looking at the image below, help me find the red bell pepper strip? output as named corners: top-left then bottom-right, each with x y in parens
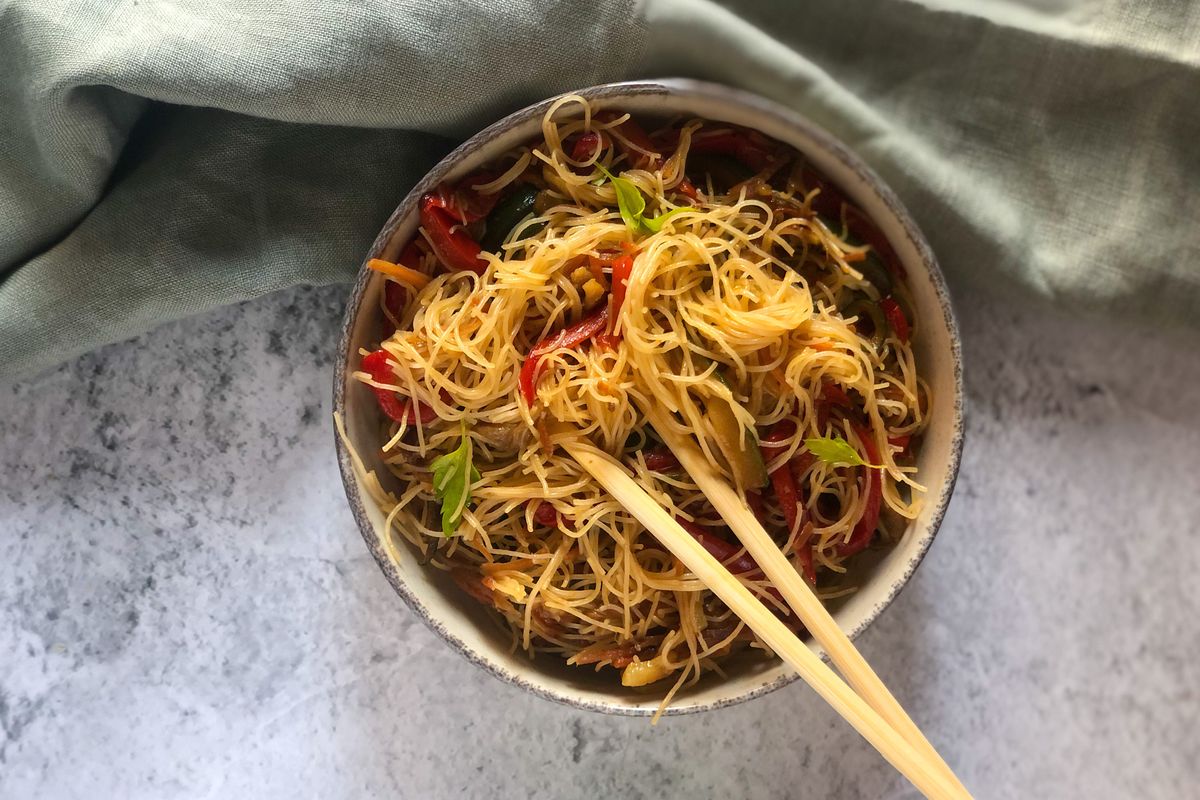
top-left (531, 500), bottom-right (559, 527)
top-left (383, 282), bottom-right (406, 337)
top-left (571, 132), bottom-right (605, 162)
top-left (821, 380), bottom-right (854, 409)
top-left (381, 243), bottom-right (424, 337)
top-left (519, 305), bottom-right (611, 405)
top-left (688, 128), bottom-right (775, 172)
top-left (595, 111), bottom-right (661, 170)
top-left (838, 423), bottom-right (882, 557)
top-left (361, 350), bottom-right (439, 425)
top-left (846, 204), bottom-right (906, 280)
top-left (879, 297), bottom-right (910, 343)
top-left (451, 568), bottom-right (495, 606)
top-left (788, 451), bottom-right (817, 583)
top-left (888, 433), bottom-right (911, 451)
top-left (760, 420), bottom-right (804, 537)
top-left (610, 250), bottom-right (635, 318)
top-left (676, 176), bottom-right (699, 201)
top-left (815, 380), bottom-right (853, 432)
top-left (745, 490), bottom-right (767, 523)
top-left (675, 517), bottom-right (757, 574)
top-left (420, 194), bottom-right (486, 274)
top-left (424, 171), bottom-right (504, 225)
top-left (676, 517), bottom-right (800, 615)
top-left (640, 447), bottom-right (680, 473)
top-left (802, 167), bottom-right (906, 280)
top-left (593, 333), bottom-right (621, 351)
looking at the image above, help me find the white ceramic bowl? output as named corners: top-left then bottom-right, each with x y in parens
top-left (333, 79), bottom-right (964, 716)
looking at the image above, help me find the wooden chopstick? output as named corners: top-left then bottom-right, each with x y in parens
top-left (557, 434), bottom-right (967, 800)
top-left (640, 404), bottom-right (971, 798)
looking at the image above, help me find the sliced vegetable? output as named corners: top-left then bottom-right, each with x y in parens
top-left (430, 422), bottom-right (481, 537)
top-left (572, 640), bottom-right (639, 668)
top-left (595, 111), bottom-right (660, 169)
top-left (675, 517), bottom-right (756, 574)
top-left (361, 350), bottom-right (438, 425)
top-left (856, 252), bottom-right (894, 296)
top-left (451, 568), bottom-right (495, 605)
top-left (571, 131), bottom-right (605, 162)
top-left (610, 249), bottom-right (635, 317)
top-left (519, 305), bottom-right (611, 405)
top-left (639, 446), bottom-right (680, 473)
top-left (688, 128), bottom-right (775, 171)
top-left (419, 194), bottom-right (486, 274)
top-left (844, 297), bottom-right (887, 347)
top-left (801, 166), bottom-right (905, 280)
top-left (367, 258), bottom-right (431, 290)
top-left (706, 372), bottom-right (769, 489)
top-left (379, 242), bottom-right (425, 336)
top-left (676, 176), bottom-right (699, 201)
top-left (745, 490), bottom-right (768, 526)
top-left (821, 380), bottom-right (854, 409)
top-left (687, 153), bottom-right (755, 194)
top-left (530, 500), bottom-right (559, 527)
top-left (815, 380), bottom-right (854, 433)
top-left (879, 296), bottom-right (910, 343)
top-left (480, 184), bottom-right (541, 252)
top-left (761, 421), bottom-right (803, 536)
top-left (621, 652), bottom-right (675, 687)
top-left (793, 524), bottom-right (817, 585)
top-left (383, 280), bottom-right (407, 337)
top-left (838, 423), bottom-right (883, 557)
top-left (425, 171), bottom-right (503, 225)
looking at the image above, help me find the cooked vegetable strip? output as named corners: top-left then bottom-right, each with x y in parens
top-left (367, 258), bottom-right (431, 290)
top-left (519, 305), bottom-right (611, 406)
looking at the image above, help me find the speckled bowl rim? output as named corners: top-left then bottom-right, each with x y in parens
top-left (333, 79), bottom-right (965, 716)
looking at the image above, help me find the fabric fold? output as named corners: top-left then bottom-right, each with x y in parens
top-left (2, 0), bottom-right (1197, 379)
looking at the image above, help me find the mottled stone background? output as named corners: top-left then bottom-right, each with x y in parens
top-left (1, 280), bottom-right (1197, 799)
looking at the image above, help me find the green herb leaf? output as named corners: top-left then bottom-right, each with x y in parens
top-left (597, 165), bottom-right (645, 233)
top-left (430, 422), bottom-right (481, 537)
top-left (597, 165), bottom-right (695, 235)
top-left (804, 435), bottom-right (867, 467)
top-left (641, 207), bottom-right (695, 233)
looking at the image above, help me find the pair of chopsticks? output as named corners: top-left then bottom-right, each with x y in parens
top-left (556, 407), bottom-right (971, 800)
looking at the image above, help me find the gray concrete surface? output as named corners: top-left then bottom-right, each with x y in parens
top-left (1, 281), bottom-right (1197, 799)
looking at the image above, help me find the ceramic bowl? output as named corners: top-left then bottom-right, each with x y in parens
top-left (333, 79), bottom-right (964, 716)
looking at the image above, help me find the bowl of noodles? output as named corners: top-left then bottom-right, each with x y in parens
top-left (334, 80), bottom-right (963, 717)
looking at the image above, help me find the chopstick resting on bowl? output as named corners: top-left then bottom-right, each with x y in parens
top-left (555, 430), bottom-right (970, 800)
top-left (638, 404), bottom-right (971, 797)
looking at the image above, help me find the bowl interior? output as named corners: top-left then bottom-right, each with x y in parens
top-left (334, 80), bottom-right (963, 715)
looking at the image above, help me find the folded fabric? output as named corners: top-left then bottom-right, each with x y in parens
top-left (2, 0), bottom-right (1197, 379)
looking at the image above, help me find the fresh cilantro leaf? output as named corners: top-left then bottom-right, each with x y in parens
top-left (804, 435), bottom-right (868, 467)
top-left (641, 207), bottom-right (693, 233)
top-left (597, 165), bottom-right (645, 232)
top-left (430, 422), bottom-right (481, 536)
top-left (597, 165), bottom-right (695, 236)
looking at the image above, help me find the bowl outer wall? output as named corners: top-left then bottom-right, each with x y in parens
top-left (332, 79), bottom-right (965, 716)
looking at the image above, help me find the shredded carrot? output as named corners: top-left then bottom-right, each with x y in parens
top-left (367, 258), bottom-right (431, 290)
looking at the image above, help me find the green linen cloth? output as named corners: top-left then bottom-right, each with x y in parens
top-left (2, 0), bottom-right (1197, 379)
